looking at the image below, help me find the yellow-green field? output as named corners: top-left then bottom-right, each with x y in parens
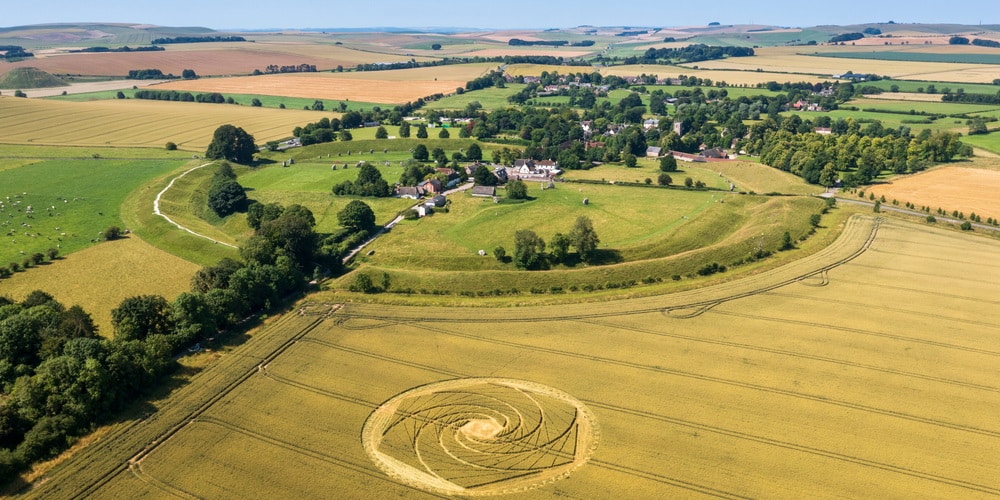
top-left (0, 235), bottom-right (198, 333)
top-left (690, 46), bottom-right (1000, 83)
top-left (26, 215), bottom-right (1000, 498)
top-left (0, 96), bottom-right (321, 149)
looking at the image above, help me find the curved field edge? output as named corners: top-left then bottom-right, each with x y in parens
top-left (121, 162), bottom-right (240, 267)
top-left (328, 195), bottom-right (829, 298)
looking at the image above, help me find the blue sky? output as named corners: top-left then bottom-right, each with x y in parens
top-left (3, 1), bottom-right (997, 30)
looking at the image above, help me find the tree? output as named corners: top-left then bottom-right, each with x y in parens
top-left (208, 178), bottom-right (247, 216)
top-left (251, 98), bottom-right (262, 107)
top-left (438, 128), bottom-right (450, 139)
top-left (350, 273), bottom-right (376, 293)
top-left (399, 121), bottom-right (411, 138)
top-left (110, 295), bottom-right (173, 341)
top-left (375, 126), bottom-right (388, 139)
top-left (205, 124), bottom-right (256, 164)
top-left (624, 153), bottom-right (637, 168)
top-left (164, 141), bottom-right (177, 150)
top-left (513, 230), bottom-right (546, 270)
top-left (116, 91), bottom-right (126, 99)
top-left (493, 246), bottom-right (506, 262)
top-left (657, 173), bottom-right (673, 186)
top-left (339, 130), bottom-right (353, 141)
top-left (548, 232), bottom-right (571, 264)
top-left (431, 43), bottom-right (442, 50)
top-left (416, 124), bottom-right (428, 139)
top-left (473, 164), bottom-right (498, 186)
top-left (181, 69), bottom-right (197, 79)
top-left (659, 154), bottom-right (677, 172)
top-left (569, 216), bottom-right (600, 263)
top-left (338, 200), bottom-right (376, 232)
top-left (684, 177), bottom-right (694, 187)
top-left (412, 144), bottom-right (429, 161)
top-left (466, 142), bottom-right (483, 161)
top-left (506, 179), bottom-right (528, 199)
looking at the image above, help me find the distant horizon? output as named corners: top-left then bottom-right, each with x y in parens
top-left (1, 0), bottom-right (997, 32)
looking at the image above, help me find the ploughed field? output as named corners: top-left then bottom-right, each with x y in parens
top-left (29, 215), bottom-right (1000, 498)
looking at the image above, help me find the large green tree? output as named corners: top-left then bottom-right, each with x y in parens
top-left (505, 179), bottom-right (528, 199)
top-left (110, 295), bottom-right (173, 342)
top-left (569, 216), bottom-right (600, 263)
top-left (205, 124), bottom-right (256, 164)
top-left (338, 200), bottom-right (377, 232)
top-left (513, 230), bottom-right (546, 270)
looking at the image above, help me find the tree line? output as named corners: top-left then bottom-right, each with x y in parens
top-left (150, 35), bottom-right (246, 44)
top-left (253, 64), bottom-right (317, 75)
top-left (126, 69), bottom-right (173, 80)
top-left (0, 46), bottom-right (33, 59)
top-left (69, 46), bottom-right (164, 53)
top-left (133, 89), bottom-right (232, 103)
top-left (624, 44), bottom-right (755, 64)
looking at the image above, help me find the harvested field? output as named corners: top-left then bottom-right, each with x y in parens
top-left (0, 42), bottom-right (435, 77)
top-left (864, 163), bottom-right (1000, 221)
top-left (28, 215), bottom-right (1000, 498)
top-left (690, 47), bottom-right (1000, 83)
top-left (149, 64), bottom-right (499, 104)
top-left (0, 96), bottom-right (320, 149)
top-left (150, 73), bottom-right (463, 104)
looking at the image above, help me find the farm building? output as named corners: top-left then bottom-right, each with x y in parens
top-left (471, 186), bottom-right (496, 197)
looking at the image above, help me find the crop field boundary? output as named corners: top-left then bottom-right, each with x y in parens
top-left (23, 304), bottom-right (342, 499)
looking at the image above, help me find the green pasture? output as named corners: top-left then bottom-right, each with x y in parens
top-left (239, 162), bottom-right (416, 232)
top-left (346, 194), bottom-right (825, 294)
top-left (847, 97), bottom-right (1000, 116)
top-left (562, 159), bottom-right (730, 190)
top-left (642, 85), bottom-right (783, 98)
top-left (47, 90), bottom-right (391, 113)
top-left (815, 51), bottom-right (1000, 65)
top-left (0, 156), bottom-right (185, 266)
top-left (422, 85), bottom-right (526, 110)
top-left (120, 163), bottom-right (240, 267)
top-left (261, 137), bottom-right (483, 165)
top-left (792, 109), bottom-right (963, 133)
top-left (863, 80), bottom-right (1000, 94)
top-left (961, 131), bottom-right (1000, 154)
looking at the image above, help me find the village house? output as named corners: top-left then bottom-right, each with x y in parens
top-left (643, 118), bottom-right (660, 130)
top-left (646, 146), bottom-right (663, 158)
top-left (418, 178), bottom-right (442, 195)
top-left (395, 185), bottom-right (423, 199)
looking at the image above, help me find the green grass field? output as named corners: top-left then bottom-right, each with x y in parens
top-left (422, 85), bottom-right (526, 111)
top-left (816, 51), bottom-right (1000, 65)
top-left (0, 154), bottom-right (186, 266)
top-left (863, 80), bottom-right (1000, 94)
top-left (238, 162), bottom-right (416, 232)
top-left (961, 131), bottom-right (1000, 154)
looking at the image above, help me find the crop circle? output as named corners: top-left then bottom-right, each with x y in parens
top-left (362, 378), bottom-right (598, 496)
